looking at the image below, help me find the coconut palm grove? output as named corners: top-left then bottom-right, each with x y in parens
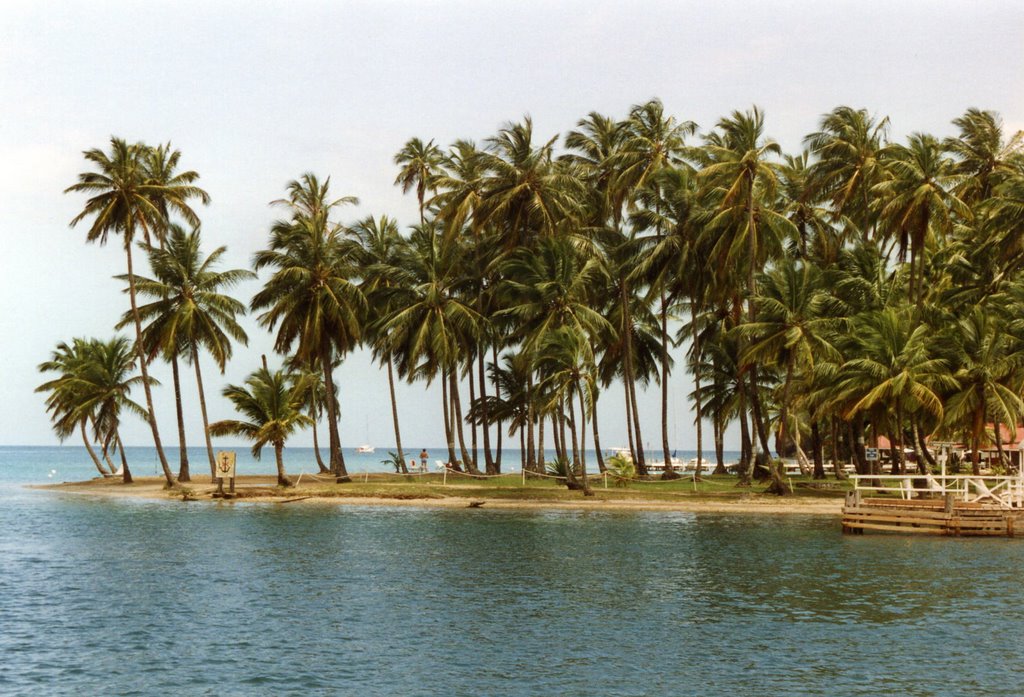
top-left (38, 100), bottom-right (1024, 496)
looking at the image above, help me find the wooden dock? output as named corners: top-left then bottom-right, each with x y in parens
top-left (842, 474), bottom-right (1024, 537)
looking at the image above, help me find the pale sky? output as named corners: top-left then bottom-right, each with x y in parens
top-left (1, 0), bottom-right (1022, 450)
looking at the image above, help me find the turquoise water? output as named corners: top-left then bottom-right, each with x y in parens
top-left (2, 447), bottom-right (1024, 696)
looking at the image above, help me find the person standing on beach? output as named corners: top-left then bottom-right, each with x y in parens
top-left (419, 449), bottom-right (428, 471)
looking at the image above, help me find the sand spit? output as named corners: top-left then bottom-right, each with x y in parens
top-left (33, 475), bottom-right (844, 515)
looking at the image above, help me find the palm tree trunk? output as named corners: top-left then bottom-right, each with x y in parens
top-left (737, 386), bottom-right (752, 486)
top-left (451, 370), bottom-right (477, 474)
top-left (628, 367), bottom-right (646, 474)
top-left (319, 342), bottom-right (349, 481)
top-left (971, 408), bottom-right (983, 475)
top-left (102, 448), bottom-right (117, 474)
top-left (565, 394), bottom-right (582, 490)
top-left (627, 364), bottom-right (647, 474)
top-left (851, 420), bottom-right (870, 476)
top-left (170, 354), bottom-right (190, 482)
top-left (311, 411), bottom-right (329, 473)
top-left (690, 305), bottom-right (704, 480)
top-left (80, 421), bottom-right (109, 476)
top-left (525, 371), bottom-right (535, 471)
top-left (748, 368), bottom-right (773, 471)
top-left (713, 414), bottom-right (727, 475)
top-left (660, 287), bottom-right (672, 471)
top-left (386, 357), bottom-right (407, 473)
top-left (765, 363), bottom-right (793, 495)
top-left (558, 408), bottom-right (568, 465)
top-left (191, 349), bottom-right (218, 479)
top-left (624, 379), bottom-right (636, 463)
top-left (468, 363), bottom-right (478, 469)
top-left (831, 418), bottom-right (847, 480)
top-left (891, 405), bottom-right (905, 475)
top-left (492, 345), bottom-right (503, 470)
top-left (552, 413), bottom-right (564, 464)
top-left (621, 284), bottom-right (646, 473)
top-left (579, 387), bottom-right (587, 472)
top-left (592, 392), bottom-right (606, 473)
top-left (124, 242), bottom-right (173, 486)
top-left (811, 421), bottom-right (826, 479)
top-left (995, 419), bottom-right (1008, 469)
top-left (914, 420), bottom-right (936, 473)
top-left (478, 351), bottom-right (495, 473)
top-left (537, 411), bottom-right (545, 472)
top-left (566, 396), bottom-right (579, 468)
top-left (441, 368), bottom-right (457, 467)
top-left (274, 442), bottom-right (290, 487)
top-left (577, 387), bottom-right (592, 496)
top-left (796, 443), bottom-right (813, 476)
top-left (116, 432), bottom-right (133, 484)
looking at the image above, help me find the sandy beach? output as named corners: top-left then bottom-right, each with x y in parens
top-left (33, 475), bottom-right (845, 515)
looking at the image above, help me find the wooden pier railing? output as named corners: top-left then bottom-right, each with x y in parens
top-left (843, 473), bottom-right (1024, 536)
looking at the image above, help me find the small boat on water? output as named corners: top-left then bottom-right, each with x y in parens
top-left (355, 417), bottom-right (374, 453)
top-left (611, 448), bottom-right (712, 473)
top-left (649, 457), bottom-right (713, 472)
top-left (685, 457), bottom-right (712, 470)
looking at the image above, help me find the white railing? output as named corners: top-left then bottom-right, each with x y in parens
top-left (850, 473), bottom-right (1024, 509)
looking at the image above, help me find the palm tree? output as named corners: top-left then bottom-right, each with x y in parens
top-left (612, 98), bottom-right (696, 202)
top-left (284, 355), bottom-right (334, 473)
top-left (700, 107), bottom-right (793, 294)
top-left (123, 224), bottom-right (254, 480)
top-left (498, 236), bottom-right (610, 470)
top-left (873, 133), bottom-right (969, 304)
top-left (251, 173), bottom-right (364, 481)
top-left (834, 308), bottom-right (954, 474)
top-left (942, 308), bottom-right (1024, 474)
top-left (209, 366), bottom-right (314, 486)
top-left (433, 139), bottom-right (508, 473)
top-left (476, 117), bottom-right (583, 250)
top-left (804, 106), bottom-right (890, 242)
top-left (65, 138), bottom-right (208, 487)
top-left (630, 165), bottom-right (702, 473)
top-left (394, 137), bottom-right (444, 226)
top-left (739, 260), bottom-right (838, 493)
top-left (143, 142), bottom-right (211, 246)
top-left (700, 107), bottom-right (795, 472)
top-left (467, 353), bottom-right (532, 469)
top-left (563, 111), bottom-right (629, 225)
top-left (350, 214), bottom-right (410, 473)
top-left (381, 223), bottom-right (482, 470)
top-left (534, 327), bottom-right (598, 495)
top-left (37, 339), bottom-right (113, 477)
top-left (944, 108), bottom-right (1024, 205)
top-left (37, 337), bottom-right (150, 483)
top-left (779, 151), bottom-right (841, 262)
top-left (433, 139), bottom-right (487, 238)
top-left (980, 166), bottom-right (1024, 269)
top-left (594, 227), bottom-right (661, 474)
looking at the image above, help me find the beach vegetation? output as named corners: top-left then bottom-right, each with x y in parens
top-left (208, 365), bottom-right (314, 487)
top-left (52, 103), bottom-right (1024, 495)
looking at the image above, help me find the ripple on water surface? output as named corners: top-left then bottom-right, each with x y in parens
top-left (1, 492), bottom-right (1024, 696)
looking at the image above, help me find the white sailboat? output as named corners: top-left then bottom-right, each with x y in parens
top-left (355, 416), bottom-right (374, 453)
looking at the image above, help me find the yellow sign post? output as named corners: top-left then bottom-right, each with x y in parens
top-left (215, 451), bottom-right (237, 497)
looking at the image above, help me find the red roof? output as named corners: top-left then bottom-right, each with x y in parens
top-left (876, 424), bottom-right (1024, 451)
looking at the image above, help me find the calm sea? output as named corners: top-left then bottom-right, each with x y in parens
top-left (2, 446), bottom-right (1023, 696)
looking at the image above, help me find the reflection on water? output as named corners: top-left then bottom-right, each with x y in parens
top-left (1, 449), bottom-right (1024, 695)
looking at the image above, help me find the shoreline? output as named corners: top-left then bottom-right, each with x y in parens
top-left (31, 475), bottom-right (845, 515)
